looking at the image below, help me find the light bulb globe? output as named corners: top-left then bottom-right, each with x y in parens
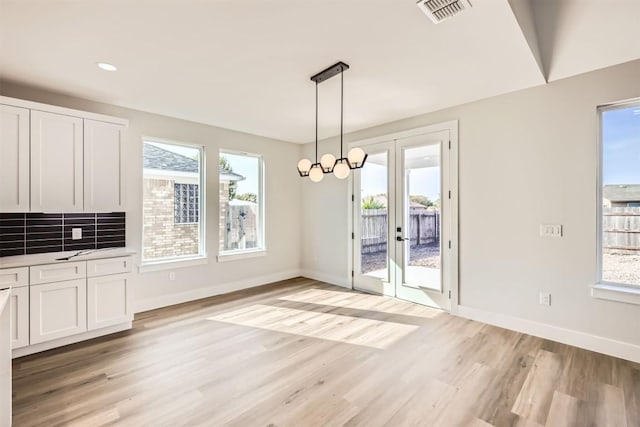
top-left (333, 161), bottom-right (350, 179)
top-left (347, 147), bottom-right (366, 167)
top-left (320, 153), bottom-right (336, 171)
top-left (297, 158), bottom-right (312, 174)
top-left (309, 165), bottom-right (324, 182)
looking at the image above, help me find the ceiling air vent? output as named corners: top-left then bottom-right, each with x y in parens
top-left (416, 0), bottom-right (472, 24)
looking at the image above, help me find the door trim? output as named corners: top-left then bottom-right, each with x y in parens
top-left (348, 120), bottom-right (459, 313)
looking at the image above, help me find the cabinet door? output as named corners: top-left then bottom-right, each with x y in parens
top-left (87, 273), bottom-right (132, 330)
top-left (30, 279), bottom-right (87, 344)
top-left (0, 104), bottom-right (30, 212)
top-left (84, 120), bottom-right (125, 211)
top-left (30, 111), bottom-right (83, 212)
top-left (10, 286), bottom-right (29, 349)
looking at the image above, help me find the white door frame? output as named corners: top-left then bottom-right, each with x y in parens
top-left (347, 120), bottom-right (459, 313)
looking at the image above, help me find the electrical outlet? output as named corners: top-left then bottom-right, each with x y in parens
top-left (539, 292), bottom-right (551, 306)
top-left (169, 271), bottom-right (176, 281)
top-left (71, 228), bottom-right (82, 240)
top-left (539, 224), bottom-right (562, 237)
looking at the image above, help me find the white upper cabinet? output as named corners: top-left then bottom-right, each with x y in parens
top-left (0, 104), bottom-right (30, 212)
top-left (0, 96), bottom-right (127, 213)
top-left (84, 119), bottom-right (125, 211)
top-left (30, 110), bottom-right (84, 212)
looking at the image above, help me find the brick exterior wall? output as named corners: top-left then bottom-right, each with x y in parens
top-left (143, 178), bottom-right (199, 260)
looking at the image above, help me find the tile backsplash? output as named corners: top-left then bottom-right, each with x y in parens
top-left (0, 212), bottom-right (126, 257)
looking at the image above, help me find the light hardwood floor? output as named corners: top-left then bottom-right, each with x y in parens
top-left (12, 278), bottom-right (640, 426)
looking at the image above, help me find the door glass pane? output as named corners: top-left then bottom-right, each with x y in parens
top-left (404, 144), bottom-right (441, 290)
top-left (360, 152), bottom-right (388, 279)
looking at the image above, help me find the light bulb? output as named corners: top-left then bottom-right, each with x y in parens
top-left (309, 165), bottom-right (324, 182)
top-left (320, 153), bottom-right (336, 171)
top-left (333, 161), bottom-right (350, 179)
top-left (347, 147), bottom-right (366, 167)
top-left (297, 158), bottom-right (312, 174)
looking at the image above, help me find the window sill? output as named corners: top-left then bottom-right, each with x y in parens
top-left (217, 249), bottom-right (266, 263)
top-left (139, 256), bottom-right (208, 273)
top-left (591, 283), bottom-right (640, 305)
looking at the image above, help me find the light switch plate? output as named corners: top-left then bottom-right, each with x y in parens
top-left (539, 292), bottom-right (551, 306)
top-left (71, 228), bottom-right (82, 240)
top-left (540, 224), bottom-right (562, 237)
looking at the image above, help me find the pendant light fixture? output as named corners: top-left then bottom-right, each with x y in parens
top-left (297, 61), bottom-right (367, 181)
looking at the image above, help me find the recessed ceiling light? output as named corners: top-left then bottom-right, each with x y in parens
top-left (97, 62), bottom-right (117, 71)
top-left (633, 109), bottom-right (640, 115)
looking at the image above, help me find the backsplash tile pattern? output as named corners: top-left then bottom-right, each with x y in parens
top-left (0, 213), bottom-right (25, 257)
top-left (0, 212), bottom-right (125, 257)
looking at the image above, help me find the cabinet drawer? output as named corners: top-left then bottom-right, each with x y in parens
top-left (0, 267), bottom-right (29, 288)
top-left (30, 261), bottom-right (86, 285)
top-left (87, 256), bottom-right (131, 278)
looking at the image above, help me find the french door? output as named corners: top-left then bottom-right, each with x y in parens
top-left (352, 127), bottom-right (457, 311)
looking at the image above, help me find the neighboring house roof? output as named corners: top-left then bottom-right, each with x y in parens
top-left (603, 184), bottom-right (640, 202)
top-left (144, 143), bottom-right (198, 172)
top-left (220, 171), bottom-right (246, 182)
top-left (143, 142), bottom-right (245, 181)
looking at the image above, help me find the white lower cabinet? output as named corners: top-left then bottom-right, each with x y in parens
top-left (2, 255), bottom-right (133, 354)
top-left (10, 286), bottom-right (29, 349)
top-left (87, 273), bottom-right (132, 330)
top-left (29, 279), bottom-right (87, 345)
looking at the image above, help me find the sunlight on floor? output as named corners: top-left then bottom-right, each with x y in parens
top-left (207, 303), bottom-right (419, 349)
top-left (278, 288), bottom-right (443, 319)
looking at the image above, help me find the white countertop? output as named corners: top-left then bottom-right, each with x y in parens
top-left (0, 248), bottom-right (136, 269)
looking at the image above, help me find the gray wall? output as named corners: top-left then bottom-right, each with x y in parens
top-left (0, 81), bottom-right (302, 310)
top-left (301, 59), bottom-right (640, 347)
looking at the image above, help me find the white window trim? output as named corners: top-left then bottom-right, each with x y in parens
top-left (217, 249), bottom-right (267, 263)
top-left (594, 100), bottom-right (640, 305)
top-left (139, 255), bottom-right (209, 273)
top-left (591, 283), bottom-right (640, 305)
top-left (218, 149), bottom-right (266, 257)
top-left (141, 136), bottom-right (207, 267)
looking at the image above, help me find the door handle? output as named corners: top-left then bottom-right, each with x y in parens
top-left (396, 236), bottom-right (408, 241)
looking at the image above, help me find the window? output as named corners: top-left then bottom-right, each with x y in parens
top-left (598, 102), bottom-right (640, 288)
top-left (219, 151), bottom-right (264, 255)
top-left (174, 183), bottom-right (199, 224)
top-left (143, 139), bottom-right (205, 262)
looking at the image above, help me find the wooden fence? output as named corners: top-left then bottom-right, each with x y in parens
top-left (603, 207), bottom-right (640, 252)
top-left (360, 208), bottom-right (439, 254)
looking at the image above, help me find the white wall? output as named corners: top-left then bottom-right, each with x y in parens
top-left (0, 81), bottom-right (302, 311)
top-left (300, 59), bottom-right (640, 351)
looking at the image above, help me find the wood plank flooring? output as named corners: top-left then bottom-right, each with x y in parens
top-left (12, 277), bottom-right (640, 426)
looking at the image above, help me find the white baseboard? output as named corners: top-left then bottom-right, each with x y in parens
top-left (456, 305), bottom-right (640, 364)
top-left (134, 269), bottom-right (302, 313)
top-left (300, 269), bottom-right (351, 289)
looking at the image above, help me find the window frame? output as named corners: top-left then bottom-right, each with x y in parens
top-left (141, 136), bottom-right (207, 269)
top-left (593, 100), bottom-right (640, 304)
top-left (218, 149), bottom-right (266, 260)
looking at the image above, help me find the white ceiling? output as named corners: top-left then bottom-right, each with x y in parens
top-left (1, 0), bottom-right (639, 143)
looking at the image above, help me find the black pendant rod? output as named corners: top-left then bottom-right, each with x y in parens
top-left (340, 71), bottom-right (344, 159)
top-left (315, 81), bottom-right (318, 163)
